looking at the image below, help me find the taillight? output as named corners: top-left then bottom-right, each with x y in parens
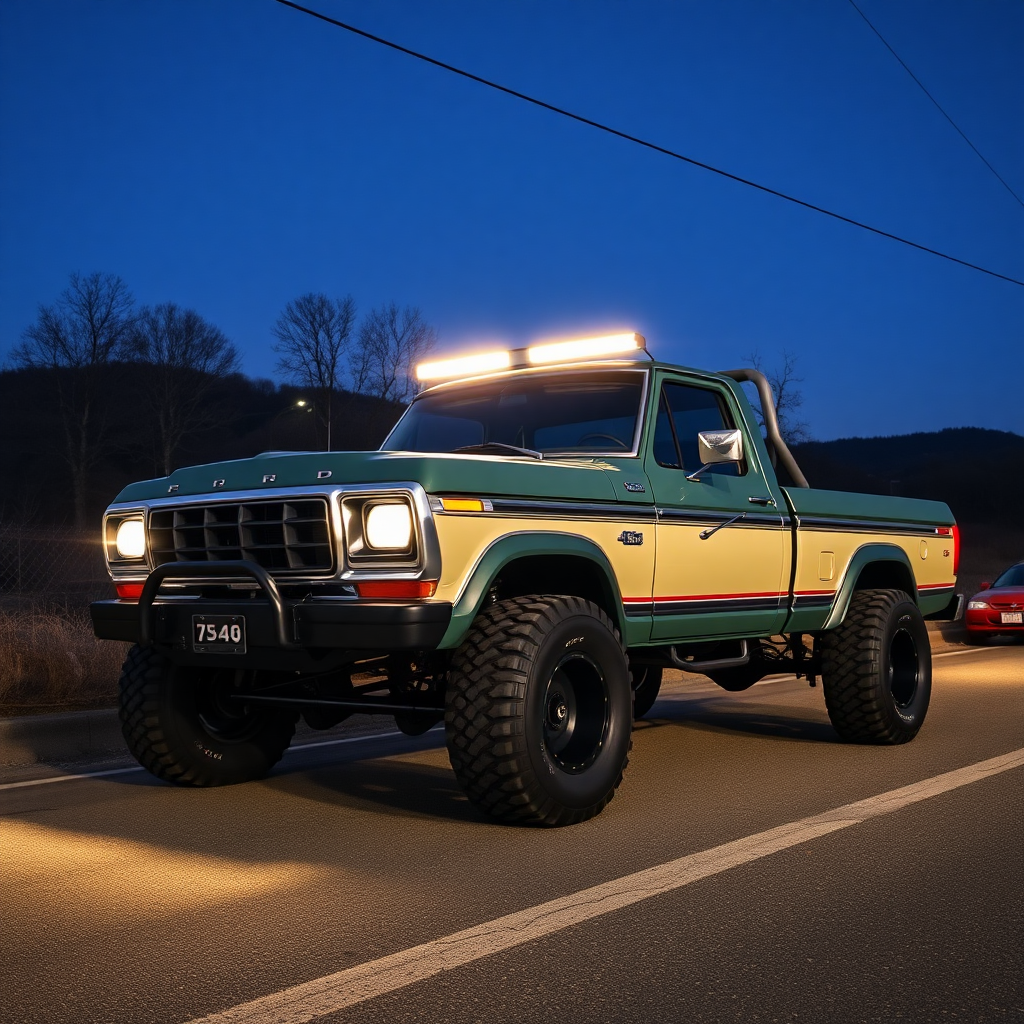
top-left (951, 523), bottom-right (960, 577)
top-left (116, 582), bottom-right (145, 600)
top-left (355, 580), bottom-right (437, 599)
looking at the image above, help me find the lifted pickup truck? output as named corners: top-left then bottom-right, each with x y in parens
top-left (93, 333), bottom-right (960, 826)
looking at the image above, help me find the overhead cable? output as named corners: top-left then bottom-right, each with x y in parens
top-left (846, 0), bottom-right (1024, 212)
top-left (271, 0), bottom-right (1024, 289)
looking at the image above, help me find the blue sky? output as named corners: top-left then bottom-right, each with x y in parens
top-left (1, 0), bottom-right (1021, 440)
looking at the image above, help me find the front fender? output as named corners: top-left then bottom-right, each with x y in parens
top-left (823, 543), bottom-right (917, 630)
top-left (436, 532), bottom-right (626, 649)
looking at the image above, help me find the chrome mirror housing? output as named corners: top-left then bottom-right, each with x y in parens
top-left (686, 429), bottom-right (744, 481)
top-left (697, 429), bottom-right (744, 465)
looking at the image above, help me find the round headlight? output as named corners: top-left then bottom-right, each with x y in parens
top-left (364, 503), bottom-right (413, 551)
top-left (115, 519), bottom-right (146, 559)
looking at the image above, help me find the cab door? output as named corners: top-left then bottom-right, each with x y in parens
top-left (644, 374), bottom-right (788, 641)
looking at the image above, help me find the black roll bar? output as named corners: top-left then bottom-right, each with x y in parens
top-left (718, 368), bottom-right (810, 488)
top-left (138, 560), bottom-right (298, 648)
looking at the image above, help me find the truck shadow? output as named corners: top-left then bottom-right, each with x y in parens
top-left (639, 695), bottom-right (838, 743)
top-left (268, 750), bottom-right (484, 824)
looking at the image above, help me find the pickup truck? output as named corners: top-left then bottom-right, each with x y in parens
top-left (92, 334), bottom-right (961, 826)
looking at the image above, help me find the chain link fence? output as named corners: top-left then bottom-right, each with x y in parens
top-left (0, 521), bottom-right (111, 612)
top-left (0, 522), bottom-right (123, 712)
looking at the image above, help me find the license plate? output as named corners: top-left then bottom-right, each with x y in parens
top-left (1000, 611), bottom-right (1023, 624)
top-left (193, 614), bottom-right (246, 653)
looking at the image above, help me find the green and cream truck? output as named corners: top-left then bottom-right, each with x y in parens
top-left (92, 333), bottom-right (961, 825)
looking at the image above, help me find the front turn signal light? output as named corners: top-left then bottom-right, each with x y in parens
top-left (356, 580), bottom-right (437, 599)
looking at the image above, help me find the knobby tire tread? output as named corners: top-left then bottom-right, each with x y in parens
top-left (820, 588), bottom-right (923, 744)
top-left (445, 595), bottom-right (629, 827)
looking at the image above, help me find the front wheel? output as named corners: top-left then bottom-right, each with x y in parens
top-left (819, 589), bottom-right (931, 744)
top-left (631, 664), bottom-right (663, 718)
top-left (118, 644), bottom-right (297, 785)
top-left (445, 596), bottom-right (632, 826)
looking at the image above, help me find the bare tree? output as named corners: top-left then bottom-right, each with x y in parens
top-left (273, 293), bottom-right (356, 449)
top-left (132, 304), bottom-right (239, 475)
top-left (351, 303), bottom-right (437, 404)
top-left (12, 272), bottom-right (135, 528)
top-left (743, 349), bottom-right (811, 445)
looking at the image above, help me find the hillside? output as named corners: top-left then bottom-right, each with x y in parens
top-left (789, 428), bottom-right (1024, 529)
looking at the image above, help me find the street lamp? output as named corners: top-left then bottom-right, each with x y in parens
top-left (294, 398), bottom-right (331, 451)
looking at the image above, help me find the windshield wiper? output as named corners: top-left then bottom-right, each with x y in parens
top-left (452, 442), bottom-right (543, 460)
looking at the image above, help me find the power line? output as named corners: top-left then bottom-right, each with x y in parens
top-left (846, 0), bottom-right (1024, 212)
top-left (271, 0), bottom-right (1024, 289)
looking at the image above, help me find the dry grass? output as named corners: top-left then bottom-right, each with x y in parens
top-left (0, 609), bottom-right (127, 715)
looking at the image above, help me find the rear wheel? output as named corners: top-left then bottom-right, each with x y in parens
top-left (445, 595), bottom-right (632, 826)
top-left (118, 644), bottom-right (297, 785)
top-left (819, 589), bottom-right (931, 744)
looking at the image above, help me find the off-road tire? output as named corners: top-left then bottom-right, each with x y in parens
top-left (631, 664), bottom-right (663, 718)
top-left (819, 589), bottom-right (931, 744)
top-left (445, 595), bottom-right (632, 826)
top-left (118, 644), bottom-right (297, 786)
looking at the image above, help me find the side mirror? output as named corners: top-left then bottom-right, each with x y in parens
top-left (686, 429), bottom-right (744, 481)
top-left (979, 581), bottom-right (991, 591)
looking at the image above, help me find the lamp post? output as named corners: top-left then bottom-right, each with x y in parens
top-left (295, 398), bottom-right (331, 451)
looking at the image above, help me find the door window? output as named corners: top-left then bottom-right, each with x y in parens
top-left (653, 382), bottom-right (743, 475)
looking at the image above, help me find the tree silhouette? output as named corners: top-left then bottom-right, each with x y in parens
top-left (273, 293), bottom-right (356, 450)
top-left (132, 303), bottom-right (239, 475)
top-left (12, 272), bottom-right (136, 528)
top-left (351, 303), bottom-right (437, 405)
top-left (743, 350), bottom-right (811, 444)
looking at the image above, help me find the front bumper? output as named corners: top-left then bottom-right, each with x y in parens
top-left (965, 608), bottom-right (1024, 635)
top-left (91, 597), bottom-right (452, 668)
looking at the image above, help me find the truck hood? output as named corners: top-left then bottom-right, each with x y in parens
top-left (113, 450), bottom-right (630, 504)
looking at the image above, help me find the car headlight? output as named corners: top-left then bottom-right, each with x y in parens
top-left (342, 493), bottom-right (419, 565)
top-left (365, 502), bottom-right (413, 550)
top-left (115, 519), bottom-right (147, 559)
top-left (967, 600), bottom-right (988, 610)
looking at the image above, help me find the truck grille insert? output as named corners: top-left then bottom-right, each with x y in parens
top-left (149, 499), bottom-right (333, 573)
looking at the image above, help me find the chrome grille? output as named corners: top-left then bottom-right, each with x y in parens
top-left (148, 499), bottom-right (333, 573)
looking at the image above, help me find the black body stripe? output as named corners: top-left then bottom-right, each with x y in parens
top-left (796, 516), bottom-right (947, 536)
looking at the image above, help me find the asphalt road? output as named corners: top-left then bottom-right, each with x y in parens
top-left (2, 645), bottom-right (1022, 1024)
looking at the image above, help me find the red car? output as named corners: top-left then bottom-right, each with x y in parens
top-left (966, 561), bottom-right (1024, 643)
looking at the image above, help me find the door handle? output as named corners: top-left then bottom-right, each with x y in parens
top-left (748, 495), bottom-right (775, 506)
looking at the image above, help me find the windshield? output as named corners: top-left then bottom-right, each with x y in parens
top-left (992, 563), bottom-right (1024, 588)
top-left (383, 370), bottom-right (646, 456)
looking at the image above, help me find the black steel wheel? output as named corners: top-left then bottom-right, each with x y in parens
top-left (631, 664), bottom-right (663, 718)
top-left (819, 589), bottom-right (932, 744)
top-left (445, 595), bottom-right (632, 826)
top-left (118, 644), bottom-right (297, 786)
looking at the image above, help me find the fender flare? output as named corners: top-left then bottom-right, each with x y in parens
top-left (436, 531), bottom-right (626, 649)
top-left (823, 543), bottom-right (918, 630)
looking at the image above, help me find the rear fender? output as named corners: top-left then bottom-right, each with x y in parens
top-left (823, 544), bottom-right (917, 630)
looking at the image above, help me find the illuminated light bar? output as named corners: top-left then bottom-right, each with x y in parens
top-left (356, 580), bottom-right (438, 599)
top-left (440, 498), bottom-right (486, 512)
top-left (526, 332), bottom-right (645, 365)
top-left (416, 351), bottom-right (511, 381)
top-left (115, 582), bottom-right (145, 600)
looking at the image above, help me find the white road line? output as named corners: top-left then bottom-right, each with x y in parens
top-left (0, 765), bottom-right (144, 790)
top-left (0, 729), bottom-right (428, 792)
top-left (187, 747), bottom-right (1024, 1024)
top-left (933, 647), bottom-right (1006, 658)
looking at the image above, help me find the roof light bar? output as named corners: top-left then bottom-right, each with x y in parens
top-left (416, 350), bottom-right (511, 381)
top-left (527, 332), bottom-right (645, 365)
top-left (414, 331), bottom-right (647, 384)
